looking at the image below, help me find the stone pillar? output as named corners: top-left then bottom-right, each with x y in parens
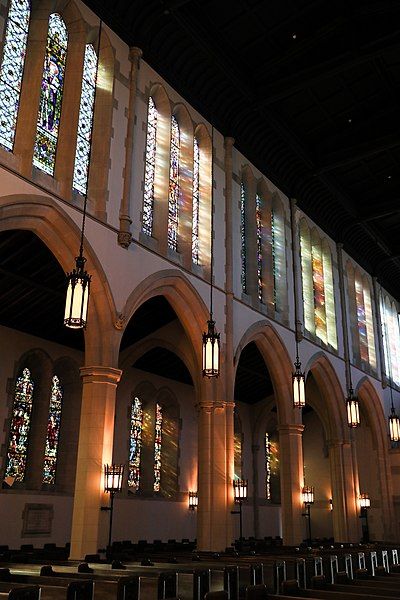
top-left (69, 366), bottom-right (122, 560)
top-left (197, 381), bottom-right (233, 552)
top-left (119, 47), bottom-right (143, 248)
top-left (328, 438), bottom-right (359, 542)
top-left (278, 424), bottom-right (304, 545)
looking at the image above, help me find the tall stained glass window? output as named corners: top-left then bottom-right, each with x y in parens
top-left (128, 396), bottom-right (143, 490)
top-left (153, 403), bottom-right (162, 492)
top-left (355, 278), bottom-right (368, 363)
top-left (42, 375), bottom-right (63, 484)
top-left (5, 368), bottom-right (34, 482)
top-left (255, 193), bottom-right (263, 301)
top-left (192, 137), bottom-right (200, 264)
top-left (265, 431), bottom-right (280, 503)
top-left (0, 0), bottom-right (31, 151)
top-left (168, 116), bottom-right (180, 251)
top-left (33, 13), bottom-right (68, 175)
top-left (311, 240), bottom-right (326, 341)
top-left (142, 96), bottom-right (157, 236)
top-left (240, 182), bottom-right (246, 292)
top-left (271, 209), bottom-right (277, 308)
top-left (72, 44), bottom-right (97, 194)
top-left (381, 296), bottom-right (400, 385)
top-left (265, 432), bottom-right (271, 500)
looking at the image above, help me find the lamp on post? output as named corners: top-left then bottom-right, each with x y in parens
top-left (202, 125), bottom-right (220, 378)
top-left (188, 491), bottom-right (198, 511)
top-left (359, 493), bottom-right (371, 543)
top-left (346, 388), bottom-right (360, 428)
top-left (101, 464), bottom-right (124, 552)
top-left (231, 479), bottom-right (248, 546)
top-left (302, 485), bottom-right (314, 544)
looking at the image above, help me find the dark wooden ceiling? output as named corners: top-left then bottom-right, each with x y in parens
top-left (84, 0), bottom-right (400, 300)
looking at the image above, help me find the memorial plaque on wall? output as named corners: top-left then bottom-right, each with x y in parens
top-left (22, 503), bottom-right (53, 536)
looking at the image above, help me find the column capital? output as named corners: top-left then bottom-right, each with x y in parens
top-left (278, 423), bottom-right (305, 435)
top-left (129, 46), bottom-right (143, 62)
top-left (224, 136), bottom-right (235, 149)
top-left (80, 366), bottom-right (122, 385)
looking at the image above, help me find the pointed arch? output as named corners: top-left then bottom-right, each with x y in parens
top-left (0, 195), bottom-right (118, 365)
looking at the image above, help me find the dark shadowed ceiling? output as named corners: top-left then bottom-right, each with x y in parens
top-left (84, 0), bottom-right (400, 300)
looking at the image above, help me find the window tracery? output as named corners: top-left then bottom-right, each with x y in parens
top-left (168, 116), bottom-right (180, 251)
top-left (142, 96), bottom-right (157, 236)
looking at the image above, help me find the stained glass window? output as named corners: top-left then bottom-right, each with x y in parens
top-left (153, 403), bottom-right (162, 492)
top-left (240, 182), bottom-right (246, 292)
top-left (255, 193), bottom-right (263, 301)
top-left (363, 282), bottom-right (376, 369)
top-left (142, 96), bottom-right (157, 236)
top-left (265, 432), bottom-right (280, 503)
top-left (32, 13), bottom-right (68, 175)
top-left (381, 297), bottom-right (400, 386)
top-left (42, 375), bottom-right (62, 484)
top-left (168, 116), bottom-right (180, 251)
top-left (128, 396), bottom-right (143, 490)
top-left (192, 137), bottom-right (200, 264)
top-left (0, 0), bottom-right (30, 151)
top-left (311, 240), bottom-right (326, 342)
top-left (5, 368), bottom-right (34, 482)
top-left (72, 44), bottom-right (97, 194)
top-left (271, 208), bottom-right (277, 308)
top-left (265, 432), bottom-right (271, 500)
top-left (355, 278), bottom-right (368, 363)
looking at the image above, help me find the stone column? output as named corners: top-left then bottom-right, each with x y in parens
top-left (69, 366), bottom-right (122, 560)
top-left (278, 424), bottom-right (304, 545)
top-left (328, 437), bottom-right (359, 542)
top-left (119, 47), bottom-right (143, 248)
top-left (197, 380), bottom-right (233, 551)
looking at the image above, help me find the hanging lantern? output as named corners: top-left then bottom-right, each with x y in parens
top-left (233, 479), bottom-right (248, 503)
top-left (302, 485), bottom-right (314, 505)
top-left (359, 492), bottom-right (370, 509)
top-left (389, 408), bottom-right (400, 442)
top-left (293, 356), bottom-right (305, 408)
top-left (64, 255), bottom-right (91, 329)
top-left (104, 463), bottom-right (124, 494)
top-left (188, 491), bottom-right (198, 510)
top-left (346, 388), bottom-right (360, 428)
top-left (202, 318), bottom-right (220, 378)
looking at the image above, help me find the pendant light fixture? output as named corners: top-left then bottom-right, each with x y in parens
top-left (290, 200), bottom-right (305, 407)
top-left (202, 126), bottom-right (220, 377)
top-left (64, 21), bottom-right (102, 329)
top-left (346, 387), bottom-right (360, 428)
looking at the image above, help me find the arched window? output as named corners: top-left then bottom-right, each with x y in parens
top-left (348, 266), bottom-right (376, 369)
top-left (300, 220), bottom-right (337, 348)
top-left (192, 136), bottom-right (200, 264)
top-left (142, 96), bottom-right (158, 236)
top-left (381, 295), bottom-right (400, 385)
top-left (42, 375), bottom-right (63, 484)
top-left (32, 13), bottom-right (68, 175)
top-left (255, 193), bottom-right (263, 301)
top-left (153, 402), bottom-right (163, 492)
top-left (240, 181), bottom-right (247, 292)
top-left (128, 396), bottom-right (143, 491)
top-left (5, 368), bottom-right (34, 482)
top-left (168, 115), bottom-right (180, 251)
top-left (0, 0), bottom-right (30, 151)
top-left (72, 43), bottom-right (97, 194)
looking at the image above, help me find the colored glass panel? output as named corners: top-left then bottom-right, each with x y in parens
top-left (192, 137), bottom-right (200, 264)
top-left (72, 44), bottom-right (97, 194)
top-left (300, 221), bottom-right (314, 335)
top-left (128, 396), bottom-right (143, 490)
top-left (265, 432), bottom-right (271, 500)
top-left (33, 13), bottom-right (68, 175)
top-left (240, 182), bottom-right (246, 292)
top-left (355, 278), bottom-right (368, 362)
top-left (168, 116), bottom-right (180, 251)
top-left (153, 403), bottom-right (162, 492)
top-left (142, 96), bottom-right (157, 236)
top-left (363, 283), bottom-right (376, 369)
top-left (271, 208), bottom-right (277, 308)
top-left (256, 193), bottom-right (263, 301)
top-left (42, 375), bottom-right (63, 484)
top-left (311, 241), bottom-right (326, 343)
top-left (5, 368), bottom-right (34, 482)
top-left (0, 0), bottom-right (30, 150)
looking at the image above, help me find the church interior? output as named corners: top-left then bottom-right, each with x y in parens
top-left (0, 0), bottom-right (400, 598)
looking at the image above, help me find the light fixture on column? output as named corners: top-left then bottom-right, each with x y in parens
top-left (64, 21), bottom-right (102, 329)
top-left (301, 484), bottom-right (314, 544)
top-left (101, 463), bottom-right (124, 552)
top-left (359, 492), bottom-right (370, 543)
top-left (231, 479), bottom-right (248, 545)
top-left (346, 387), bottom-right (360, 428)
top-left (292, 335), bottom-right (305, 408)
top-left (188, 491), bottom-right (198, 510)
top-left (202, 125), bottom-right (220, 378)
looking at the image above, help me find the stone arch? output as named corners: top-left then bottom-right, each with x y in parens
top-left (356, 376), bottom-right (396, 540)
top-left (0, 195), bottom-right (118, 365)
top-left (234, 319), bottom-right (294, 424)
top-left (119, 269), bottom-right (209, 394)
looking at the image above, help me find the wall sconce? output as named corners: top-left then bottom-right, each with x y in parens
top-left (188, 491), bottom-right (198, 510)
